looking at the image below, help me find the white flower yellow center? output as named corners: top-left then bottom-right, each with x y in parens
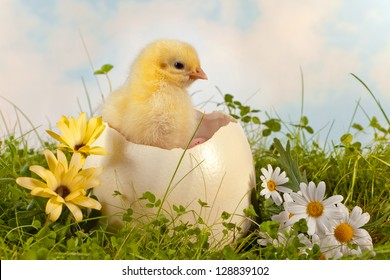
top-left (306, 201), bottom-right (324, 217)
top-left (55, 185), bottom-right (70, 198)
top-left (267, 180), bottom-right (276, 191)
top-left (334, 223), bottom-right (354, 243)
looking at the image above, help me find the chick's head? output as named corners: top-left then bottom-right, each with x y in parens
top-left (131, 39), bottom-right (207, 89)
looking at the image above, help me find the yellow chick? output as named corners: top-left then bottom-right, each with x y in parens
top-left (102, 39), bottom-right (208, 149)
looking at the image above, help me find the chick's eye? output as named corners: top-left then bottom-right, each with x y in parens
top-left (174, 62), bottom-right (184, 70)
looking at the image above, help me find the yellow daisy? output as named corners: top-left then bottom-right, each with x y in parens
top-left (46, 112), bottom-right (108, 157)
top-left (16, 149), bottom-right (102, 222)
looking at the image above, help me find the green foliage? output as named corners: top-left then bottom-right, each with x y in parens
top-left (255, 219), bottom-right (323, 260)
top-left (93, 64), bottom-right (114, 75)
top-left (1, 74), bottom-right (389, 260)
top-left (219, 92), bottom-right (281, 138)
top-left (272, 138), bottom-right (307, 191)
top-left (93, 63), bottom-right (114, 94)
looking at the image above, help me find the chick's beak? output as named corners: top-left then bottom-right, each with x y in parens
top-left (189, 67), bottom-right (208, 80)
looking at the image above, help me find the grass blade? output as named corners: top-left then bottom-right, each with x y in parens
top-left (350, 73), bottom-right (390, 126)
top-left (273, 138), bottom-right (307, 191)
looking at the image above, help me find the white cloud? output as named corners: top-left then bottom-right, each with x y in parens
top-left (370, 42), bottom-right (390, 100)
top-left (0, 1), bottom-right (78, 129)
top-left (185, 0), bottom-right (363, 110)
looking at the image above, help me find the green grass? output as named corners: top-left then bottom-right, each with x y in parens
top-left (0, 76), bottom-right (389, 260)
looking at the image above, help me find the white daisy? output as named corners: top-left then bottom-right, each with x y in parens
top-left (258, 231), bottom-right (323, 259)
top-left (298, 233), bottom-right (319, 250)
top-left (297, 233), bottom-right (328, 259)
top-left (321, 204), bottom-right (375, 259)
top-left (260, 164), bottom-right (291, 206)
top-left (285, 181), bottom-right (343, 235)
top-left (272, 193), bottom-right (295, 232)
top-left (257, 231), bottom-right (289, 247)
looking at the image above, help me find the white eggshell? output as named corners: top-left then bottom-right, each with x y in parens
top-left (85, 110), bottom-right (256, 243)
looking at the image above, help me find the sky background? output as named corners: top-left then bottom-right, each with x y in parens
top-left (1, 0), bottom-right (390, 145)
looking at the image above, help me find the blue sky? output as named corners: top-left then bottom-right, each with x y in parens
top-left (1, 0), bottom-right (389, 145)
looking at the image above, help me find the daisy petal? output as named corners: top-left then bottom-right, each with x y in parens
top-left (285, 204), bottom-right (307, 215)
top-left (307, 217), bottom-right (316, 235)
top-left (87, 146), bottom-right (108, 156)
top-left (72, 196), bottom-right (102, 210)
top-left (273, 167), bottom-right (281, 177)
top-left (299, 183), bottom-right (310, 201)
top-left (350, 207), bottom-right (370, 228)
top-left (84, 117), bottom-right (98, 140)
top-left (307, 182), bottom-right (316, 201)
top-left (65, 189), bottom-right (85, 201)
top-left (46, 197), bottom-right (63, 222)
top-left (16, 177), bottom-right (47, 191)
top-left (57, 120), bottom-right (76, 148)
top-left (349, 205), bottom-right (362, 220)
top-left (56, 150), bottom-right (69, 170)
top-left (315, 181), bottom-right (326, 201)
top-left (290, 192), bottom-right (307, 205)
top-left (260, 167), bottom-right (270, 178)
top-left (44, 170), bottom-right (59, 191)
top-left (65, 202), bottom-right (83, 222)
top-left (323, 195), bottom-right (343, 206)
top-left (354, 228), bottom-right (371, 240)
top-left (283, 193), bottom-right (293, 203)
top-left (275, 176), bottom-right (289, 185)
top-left (69, 152), bottom-right (84, 172)
top-left (43, 150), bottom-right (58, 173)
top-left (70, 117), bottom-right (82, 145)
top-left (260, 189), bottom-right (271, 199)
top-left (271, 191), bottom-right (283, 206)
top-left (46, 130), bottom-right (63, 143)
top-left (29, 165), bottom-right (49, 181)
top-left (31, 187), bottom-right (57, 198)
top-left (276, 185), bottom-right (292, 194)
top-left (325, 207), bottom-right (343, 220)
top-left (288, 213), bottom-right (306, 224)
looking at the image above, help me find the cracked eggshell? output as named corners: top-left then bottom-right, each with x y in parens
top-left (86, 110), bottom-right (256, 243)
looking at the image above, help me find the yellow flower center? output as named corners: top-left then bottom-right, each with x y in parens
top-left (55, 185), bottom-right (70, 198)
top-left (306, 201), bottom-right (324, 217)
top-left (334, 223), bottom-right (354, 243)
top-left (267, 180), bottom-right (277, 191)
top-left (288, 213), bottom-right (294, 219)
